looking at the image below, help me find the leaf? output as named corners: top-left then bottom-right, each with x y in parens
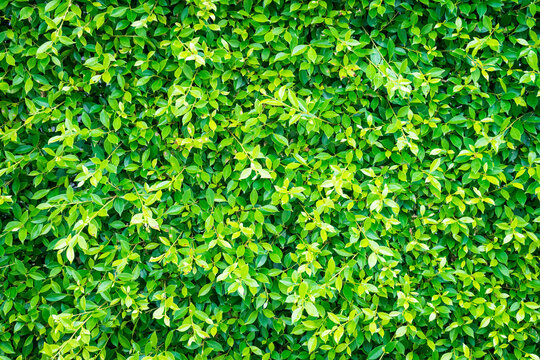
top-left (178, 324), bottom-right (191, 332)
top-left (441, 353), bottom-right (453, 360)
top-left (206, 188), bottom-right (215, 206)
top-left (334, 326), bottom-right (344, 344)
top-left (252, 14), bottom-right (268, 22)
top-left (430, 158), bottom-right (441, 173)
top-left (326, 257), bottom-right (335, 278)
top-left (250, 189), bottom-right (258, 205)
top-left (124, 193), bottom-right (138, 201)
top-left (367, 346), bottom-right (384, 360)
top-left (240, 168), bottom-right (252, 179)
top-left (36, 41), bottom-right (53, 54)
top-left (307, 336), bottom-right (317, 353)
top-left (307, 47), bottom-right (317, 62)
top-left (368, 253), bottom-right (377, 268)
top-left (199, 283), bottom-right (212, 297)
top-left (366, 64), bottom-right (376, 80)
top-left (510, 127), bottom-right (522, 141)
top-left (32, 189), bottom-right (50, 200)
top-left (291, 308), bottom-right (302, 324)
top-left (20, 7), bottom-right (34, 19)
top-left (273, 133), bottom-right (288, 146)
top-left (527, 50), bottom-right (538, 71)
top-left (516, 308), bottom-right (525, 322)
top-left (0, 342), bottom-right (14, 354)
top-left (479, 317), bottom-right (490, 328)
top-left (395, 326), bottom-right (407, 337)
top-left (137, 76), bottom-right (152, 86)
top-left (44, 0), bottom-right (60, 12)
top-left (110, 7), bottom-right (128, 17)
top-left (304, 302), bottom-right (319, 317)
top-left (153, 307), bottom-right (165, 319)
top-left (292, 45), bottom-right (308, 56)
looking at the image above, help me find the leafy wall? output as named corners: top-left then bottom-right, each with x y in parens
top-left (0, 0), bottom-right (540, 359)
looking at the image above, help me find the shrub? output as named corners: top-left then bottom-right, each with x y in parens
top-left (0, 0), bottom-right (539, 359)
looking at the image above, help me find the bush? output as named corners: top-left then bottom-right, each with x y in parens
top-left (1, 0), bottom-right (539, 359)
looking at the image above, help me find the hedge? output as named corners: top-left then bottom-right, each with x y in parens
top-left (0, 0), bottom-right (540, 359)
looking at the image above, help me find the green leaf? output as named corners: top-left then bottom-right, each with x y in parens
top-left (252, 14), bottom-right (268, 22)
top-left (110, 7), bottom-right (128, 17)
top-left (307, 47), bottom-right (317, 62)
top-left (305, 302), bottom-right (319, 317)
top-left (292, 45), bottom-right (308, 56)
top-left (240, 168), bottom-right (252, 179)
top-left (31, 189), bottom-right (49, 200)
top-left (273, 133), bottom-right (288, 146)
top-left (527, 50), bottom-right (538, 71)
top-left (334, 326), bottom-right (344, 344)
top-left (20, 7), bottom-right (34, 19)
top-left (395, 326), bottom-right (407, 337)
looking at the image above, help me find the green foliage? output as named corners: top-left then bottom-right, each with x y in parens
top-left (1, 0), bottom-right (540, 359)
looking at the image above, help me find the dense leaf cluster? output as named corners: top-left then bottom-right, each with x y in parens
top-left (1, 0), bottom-right (540, 359)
